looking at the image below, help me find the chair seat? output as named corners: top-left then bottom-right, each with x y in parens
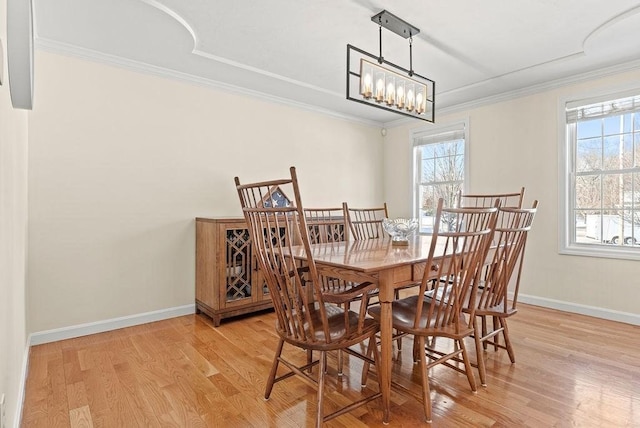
top-left (279, 303), bottom-right (379, 351)
top-left (474, 304), bottom-right (517, 318)
top-left (367, 295), bottom-right (473, 338)
top-left (424, 284), bottom-right (518, 319)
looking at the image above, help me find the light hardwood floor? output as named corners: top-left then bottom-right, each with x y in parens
top-left (21, 303), bottom-right (640, 427)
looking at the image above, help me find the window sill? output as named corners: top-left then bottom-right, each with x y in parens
top-left (560, 243), bottom-right (640, 261)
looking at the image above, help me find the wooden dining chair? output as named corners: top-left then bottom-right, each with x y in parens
top-left (304, 207), bottom-right (349, 244)
top-left (342, 201), bottom-right (412, 350)
top-left (343, 202), bottom-right (388, 240)
top-left (235, 167), bottom-right (382, 428)
top-left (302, 207), bottom-right (364, 303)
top-left (362, 198), bottom-right (498, 423)
top-left (302, 207), bottom-right (359, 375)
top-left (456, 187), bottom-right (525, 209)
top-left (469, 201), bottom-right (538, 386)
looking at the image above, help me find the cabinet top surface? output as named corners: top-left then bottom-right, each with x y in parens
top-left (196, 217), bottom-right (246, 223)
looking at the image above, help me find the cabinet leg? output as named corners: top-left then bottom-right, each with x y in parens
top-left (213, 315), bottom-right (222, 327)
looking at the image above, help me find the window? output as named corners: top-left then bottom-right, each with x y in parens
top-left (561, 91), bottom-right (640, 259)
top-left (413, 121), bottom-right (467, 233)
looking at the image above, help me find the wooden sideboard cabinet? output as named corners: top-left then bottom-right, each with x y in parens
top-left (195, 217), bottom-right (273, 326)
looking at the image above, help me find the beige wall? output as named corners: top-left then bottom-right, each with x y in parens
top-left (0, 1), bottom-right (29, 426)
top-left (383, 69), bottom-right (640, 317)
top-left (25, 48), bottom-right (640, 338)
top-left (27, 51), bottom-right (384, 332)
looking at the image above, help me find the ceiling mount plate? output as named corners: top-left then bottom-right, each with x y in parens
top-left (371, 10), bottom-right (420, 39)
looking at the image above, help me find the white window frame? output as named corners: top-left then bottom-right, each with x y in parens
top-left (412, 119), bottom-right (469, 234)
top-left (559, 87), bottom-right (640, 261)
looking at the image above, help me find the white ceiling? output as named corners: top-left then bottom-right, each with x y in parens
top-left (32, 0), bottom-right (640, 126)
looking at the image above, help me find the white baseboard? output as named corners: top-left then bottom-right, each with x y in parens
top-left (517, 293), bottom-right (640, 326)
top-left (13, 342), bottom-right (30, 428)
top-left (29, 304), bottom-right (196, 346)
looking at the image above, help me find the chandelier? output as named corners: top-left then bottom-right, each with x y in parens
top-left (347, 10), bottom-right (435, 122)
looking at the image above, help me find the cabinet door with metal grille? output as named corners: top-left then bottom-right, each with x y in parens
top-left (195, 218), bottom-right (274, 326)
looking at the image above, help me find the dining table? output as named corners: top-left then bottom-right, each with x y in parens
top-left (286, 234), bottom-right (450, 424)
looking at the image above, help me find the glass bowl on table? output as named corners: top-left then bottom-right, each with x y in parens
top-left (382, 218), bottom-right (419, 246)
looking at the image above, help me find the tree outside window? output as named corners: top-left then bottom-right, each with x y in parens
top-left (413, 124), bottom-right (466, 233)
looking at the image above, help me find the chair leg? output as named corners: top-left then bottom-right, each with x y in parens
top-left (481, 316), bottom-right (488, 350)
top-left (394, 290), bottom-right (402, 351)
top-left (416, 335), bottom-right (432, 423)
top-left (492, 316), bottom-right (499, 351)
top-left (265, 338), bottom-right (285, 399)
top-left (307, 349), bottom-right (313, 373)
top-left (501, 318), bottom-right (516, 363)
top-left (413, 335), bottom-right (420, 363)
top-left (360, 335), bottom-right (375, 386)
top-left (337, 350), bottom-right (343, 376)
top-left (472, 317), bottom-right (487, 387)
top-left (459, 339), bottom-right (477, 392)
top-left (370, 335), bottom-right (382, 380)
top-left (316, 350), bottom-right (327, 428)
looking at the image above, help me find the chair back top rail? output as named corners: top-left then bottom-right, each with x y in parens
top-left (456, 187), bottom-right (525, 209)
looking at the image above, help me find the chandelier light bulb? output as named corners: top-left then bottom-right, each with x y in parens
top-left (406, 84), bottom-right (415, 112)
top-left (416, 91), bottom-right (424, 114)
top-left (386, 75), bottom-right (395, 106)
top-left (396, 81), bottom-right (405, 109)
top-left (362, 72), bottom-right (373, 98)
top-left (375, 72), bottom-right (385, 103)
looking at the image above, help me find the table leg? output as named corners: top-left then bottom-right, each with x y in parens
top-left (378, 269), bottom-right (394, 424)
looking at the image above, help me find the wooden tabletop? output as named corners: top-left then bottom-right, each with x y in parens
top-left (287, 235), bottom-right (445, 273)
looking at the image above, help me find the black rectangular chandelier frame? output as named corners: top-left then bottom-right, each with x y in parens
top-left (346, 10), bottom-right (435, 123)
top-left (347, 45), bottom-right (435, 122)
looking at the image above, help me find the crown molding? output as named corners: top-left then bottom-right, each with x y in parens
top-left (436, 59), bottom-right (640, 117)
top-left (35, 38), bottom-right (381, 128)
top-left (34, 37), bottom-right (640, 130)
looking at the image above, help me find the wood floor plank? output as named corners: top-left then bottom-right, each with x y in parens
top-left (21, 303), bottom-right (640, 427)
top-left (69, 405), bottom-right (93, 428)
top-left (46, 357), bottom-right (71, 428)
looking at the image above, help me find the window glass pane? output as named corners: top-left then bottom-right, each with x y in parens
top-left (623, 113), bottom-right (633, 134)
top-left (577, 118), bottom-right (601, 139)
top-left (603, 115), bottom-right (631, 136)
top-left (418, 185), bottom-right (436, 233)
top-left (583, 211), bottom-right (633, 245)
top-left (622, 134), bottom-right (635, 169)
top-left (421, 144), bottom-right (435, 159)
top-left (578, 209), bottom-right (601, 244)
top-left (602, 174), bottom-right (625, 209)
top-left (576, 138), bottom-right (602, 171)
top-left (576, 175), bottom-right (601, 209)
top-left (602, 135), bottom-right (635, 170)
top-left (634, 112), bottom-right (640, 131)
top-left (421, 157), bottom-right (435, 182)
